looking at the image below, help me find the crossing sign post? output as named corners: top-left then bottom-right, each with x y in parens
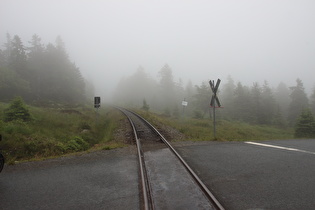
top-left (94, 96), bottom-right (101, 123)
top-left (182, 98), bottom-right (188, 116)
top-left (209, 79), bottom-right (222, 139)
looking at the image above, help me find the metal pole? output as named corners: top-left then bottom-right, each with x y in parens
top-left (183, 105), bottom-right (185, 116)
top-left (213, 100), bottom-right (216, 139)
top-left (95, 107), bottom-right (99, 124)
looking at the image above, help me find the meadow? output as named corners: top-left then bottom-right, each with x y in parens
top-left (0, 102), bottom-right (125, 164)
top-left (137, 110), bottom-right (294, 141)
top-left (0, 101), bottom-right (294, 163)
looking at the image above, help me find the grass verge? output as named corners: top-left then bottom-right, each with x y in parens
top-left (136, 110), bottom-right (294, 141)
top-left (0, 103), bottom-right (126, 164)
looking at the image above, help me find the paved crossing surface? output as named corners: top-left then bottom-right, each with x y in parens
top-left (0, 147), bottom-right (139, 210)
top-left (1, 139), bottom-right (315, 209)
top-left (173, 139), bottom-right (315, 210)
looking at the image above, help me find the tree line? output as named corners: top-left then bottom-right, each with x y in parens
top-left (113, 64), bottom-right (315, 128)
top-left (0, 33), bottom-right (88, 105)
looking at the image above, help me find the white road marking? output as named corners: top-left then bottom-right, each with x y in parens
top-left (245, 141), bottom-right (315, 155)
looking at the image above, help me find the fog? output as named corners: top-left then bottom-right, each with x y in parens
top-left (1, 0), bottom-right (315, 100)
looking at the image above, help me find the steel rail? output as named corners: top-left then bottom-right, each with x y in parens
top-left (126, 109), bottom-right (225, 210)
top-left (116, 107), bottom-right (153, 210)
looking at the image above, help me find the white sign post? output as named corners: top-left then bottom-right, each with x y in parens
top-left (182, 99), bottom-right (188, 116)
top-left (182, 101), bottom-right (188, 106)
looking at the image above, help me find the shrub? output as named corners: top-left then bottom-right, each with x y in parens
top-left (193, 110), bottom-right (203, 119)
top-left (4, 97), bottom-right (32, 122)
top-left (66, 136), bottom-right (89, 152)
top-left (173, 105), bottom-right (180, 118)
top-left (141, 99), bottom-right (150, 111)
top-left (163, 107), bottom-right (171, 117)
top-left (79, 121), bottom-right (91, 130)
top-left (295, 109), bottom-right (315, 138)
top-left (3, 121), bottom-right (32, 135)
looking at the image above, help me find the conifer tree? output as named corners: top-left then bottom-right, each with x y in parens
top-left (260, 81), bottom-right (276, 124)
top-left (0, 34), bottom-right (86, 104)
top-left (288, 79), bottom-right (309, 125)
top-left (310, 86), bottom-right (315, 115)
top-left (250, 82), bottom-right (262, 124)
top-left (275, 82), bottom-right (290, 121)
top-left (295, 109), bottom-right (315, 138)
top-left (158, 64), bottom-right (175, 110)
top-left (4, 97), bottom-right (32, 122)
top-left (221, 76), bottom-right (236, 119)
top-left (192, 81), bottom-right (211, 117)
top-left (233, 82), bottom-right (251, 122)
top-left (141, 98), bottom-right (150, 111)
top-left (10, 35), bottom-right (27, 74)
top-left (2, 33), bottom-right (12, 66)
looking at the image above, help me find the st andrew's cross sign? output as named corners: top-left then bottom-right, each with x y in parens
top-left (209, 79), bottom-right (221, 107)
top-left (209, 79), bottom-right (222, 139)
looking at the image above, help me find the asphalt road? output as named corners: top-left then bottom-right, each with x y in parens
top-left (0, 147), bottom-right (139, 210)
top-left (1, 139), bottom-right (315, 210)
top-left (173, 139), bottom-right (315, 210)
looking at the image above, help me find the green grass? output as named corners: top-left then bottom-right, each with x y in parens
top-left (0, 103), bottom-right (295, 163)
top-left (0, 103), bottom-right (126, 163)
top-left (136, 110), bottom-right (294, 141)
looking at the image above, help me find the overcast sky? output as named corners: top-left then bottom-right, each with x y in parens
top-left (1, 0), bottom-right (315, 98)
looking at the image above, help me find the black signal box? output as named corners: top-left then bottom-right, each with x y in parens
top-left (94, 97), bottom-right (101, 108)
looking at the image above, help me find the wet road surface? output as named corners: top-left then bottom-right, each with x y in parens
top-left (0, 147), bottom-right (139, 210)
top-left (173, 139), bottom-right (315, 210)
top-left (144, 148), bottom-right (214, 210)
top-left (2, 139), bottom-right (315, 209)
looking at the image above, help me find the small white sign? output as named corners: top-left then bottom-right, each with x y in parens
top-left (182, 101), bottom-right (188, 106)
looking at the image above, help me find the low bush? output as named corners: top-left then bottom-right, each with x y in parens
top-left (66, 136), bottom-right (89, 152)
top-left (295, 109), bottom-right (315, 138)
top-left (193, 110), bottom-right (203, 119)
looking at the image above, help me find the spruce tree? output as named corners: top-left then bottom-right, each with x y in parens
top-left (295, 109), bottom-right (315, 138)
top-left (4, 97), bottom-right (32, 122)
top-left (310, 86), bottom-right (315, 115)
top-left (141, 99), bottom-right (150, 111)
top-left (260, 81), bottom-right (276, 124)
top-left (250, 82), bottom-right (262, 124)
top-left (221, 76), bottom-right (236, 120)
top-left (275, 82), bottom-right (290, 121)
top-left (158, 64), bottom-right (175, 110)
top-left (288, 79), bottom-right (309, 126)
top-left (192, 81), bottom-right (211, 117)
top-left (233, 82), bottom-right (251, 122)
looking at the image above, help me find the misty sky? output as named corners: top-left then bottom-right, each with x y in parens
top-left (1, 0), bottom-right (315, 98)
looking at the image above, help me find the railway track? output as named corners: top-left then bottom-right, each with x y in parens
top-left (117, 107), bottom-right (224, 210)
